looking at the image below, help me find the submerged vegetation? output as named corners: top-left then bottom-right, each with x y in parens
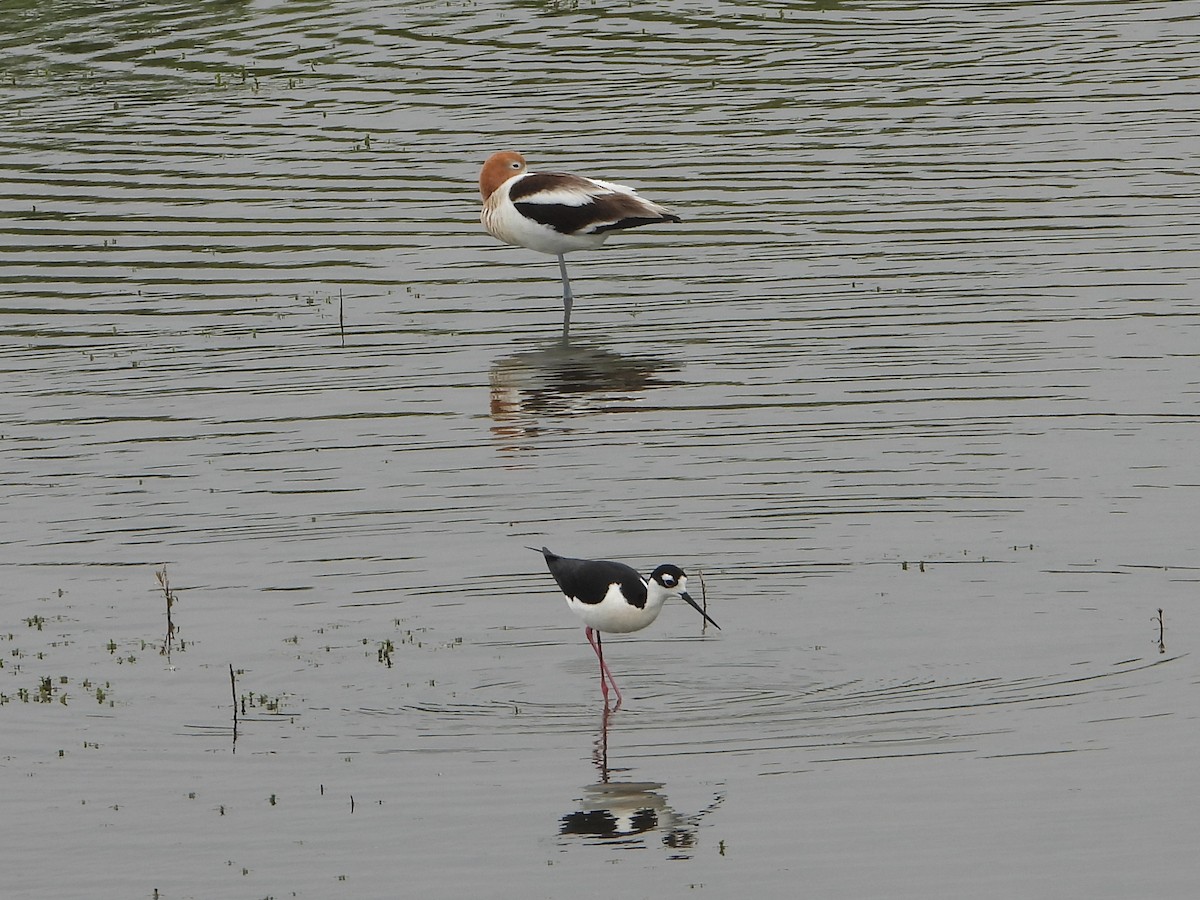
top-left (0, 596), bottom-right (115, 707)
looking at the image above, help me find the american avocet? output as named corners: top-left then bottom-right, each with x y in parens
top-left (480, 151), bottom-right (681, 337)
top-left (532, 546), bottom-right (719, 709)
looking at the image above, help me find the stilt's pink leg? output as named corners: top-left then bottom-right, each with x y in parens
top-left (585, 627), bottom-right (622, 710)
top-left (585, 627), bottom-right (607, 703)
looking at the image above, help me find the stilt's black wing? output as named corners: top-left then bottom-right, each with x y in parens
top-left (540, 548), bottom-right (648, 609)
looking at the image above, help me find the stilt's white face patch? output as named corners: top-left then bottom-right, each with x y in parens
top-left (660, 573), bottom-right (677, 588)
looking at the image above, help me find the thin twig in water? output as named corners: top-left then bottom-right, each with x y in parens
top-left (230, 664), bottom-right (239, 749)
top-left (339, 288), bottom-right (345, 347)
top-left (1156, 608), bottom-right (1165, 654)
top-left (156, 566), bottom-right (178, 659)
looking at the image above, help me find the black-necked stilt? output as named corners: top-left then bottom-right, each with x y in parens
top-left (480, 151), bottom-right (682, 337)
top-left (532, 546), bottom-right (719, 709)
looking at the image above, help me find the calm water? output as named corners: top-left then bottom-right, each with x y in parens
top-left (2, 1), bottom-right (1198, 897)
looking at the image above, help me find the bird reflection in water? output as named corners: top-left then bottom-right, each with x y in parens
top-left (490, 340), bottom-right (680, 449)
top-left (558, 706), bottom-right (724, 858)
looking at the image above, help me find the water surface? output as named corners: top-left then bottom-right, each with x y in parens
top-left (2, 2), bottom-right (1198, 898)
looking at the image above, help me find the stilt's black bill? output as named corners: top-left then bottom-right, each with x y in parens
top-left (680, 591), bottom-right (720, 630)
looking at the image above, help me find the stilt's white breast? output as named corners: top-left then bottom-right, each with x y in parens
top-left (564, 582), bottom-right (666, 634)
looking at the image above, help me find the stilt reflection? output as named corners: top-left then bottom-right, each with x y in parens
top-left (558, 707), bottom-right (724, 858)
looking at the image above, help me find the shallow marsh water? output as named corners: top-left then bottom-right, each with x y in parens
top-left (2, 1), bottom-right (1199, 898)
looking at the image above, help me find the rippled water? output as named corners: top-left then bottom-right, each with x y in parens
top-left (2, 1), bottom-right (1198, 897)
